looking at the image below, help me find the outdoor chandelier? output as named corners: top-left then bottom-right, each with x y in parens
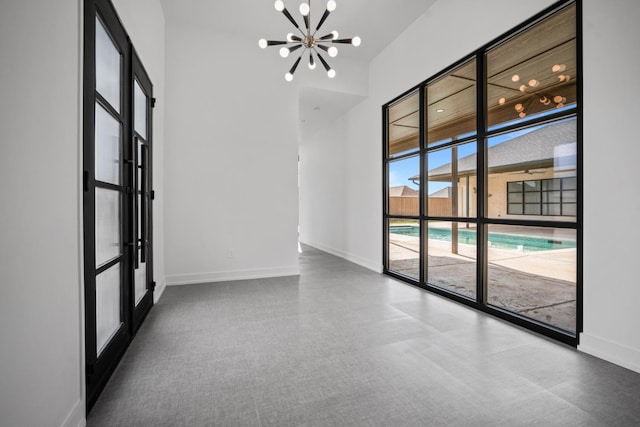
top-left (498, 63), bottom-right (572, 119)
top-left (259, 0), bottom-right (361, 81)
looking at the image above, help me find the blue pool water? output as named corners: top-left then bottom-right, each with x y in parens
top-left (389, 226), bottom-right (576, 252)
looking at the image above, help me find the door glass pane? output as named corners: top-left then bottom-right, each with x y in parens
top-left (134, 262), bottom-right (147, 305)
top-left (95, 188), bottom-right (120, 267)
top-left (387, 91), bottom-right (419, 157)
top-left (96, 263), bottom-right (122, 355)
top-left (388, 218), bottom-right (419, 280)
top-left (95, 17), bottom-right (121, 112)
top-left (486, 4), bottom-right (576, 130)
top-left (487, 225), bottom-right (576, 332)
top-left (95, 102), bottom-right (121, 185)
top-left (134, 79), bottom-right (147, 139)
top-left (388, 156), bottom-right (419, 216)
top-left (487, 118), bottom-right (577, 222)
top-left (427, 59), bottom-right (476, 147)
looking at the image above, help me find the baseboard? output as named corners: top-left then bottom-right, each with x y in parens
top-left (61, 399), bottom-right (85, 427)
top-left (165, 266), bottom-right (301, 286)
top-left (153, 277), bottom-right (166, 303)
top-left (301, 240), bottom-right (383, 273)
top-left (579, 332), bottom-right (640, 374)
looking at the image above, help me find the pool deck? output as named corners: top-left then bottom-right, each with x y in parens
top-left (388, 231), bottom-right (577, 332)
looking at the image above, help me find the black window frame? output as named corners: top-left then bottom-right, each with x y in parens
top-left (507, 177), bottom-right (577, 217)
top-left (382, 0), bottom-right (582, 346)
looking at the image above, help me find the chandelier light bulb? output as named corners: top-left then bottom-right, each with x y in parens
top-left (564, 75), bottom-right (571, 82)
top-left (279, 47), bottom-right (290, 58)
top-left (331, 30), bottom-right (339, 39)
top-left (258, 39), bottom-right (268, 49)
top-left (352, 36), bottom-right (361, 46)
top-left (285, 72), bottom-right (294, 82)
top-left (519, 85), bottom-right (527, 93)
top-left (309, 59), bottom-right (316, 69)
top-left (540, 96), bottom-right (548, 104)
top-left (558, 75), bottom-right (566, 82)
top-left (498, 97), bottom-right (506, 105)
top-left (519, 112), bottom-right (526, 118)
top-left (299, 3), bottom-right (310, 16)
top-left (287, 33), bottom-right (294, 42)
top-left (328, 46), bottom-right (338, 57)
top-left (274, 0), bottom-right (285, 12)
top-left (515, 103), bottom-right (524, 112)
top-left (556, 103), bottom-right (565, 108)
top-left (528, 79), bottom-right (539, 88)
top-left (553, 95), bottom-right (563, 103)
top-left (512, 74), bottom-right (520, 82)
top-left (327, 0), bottom-right (337, 12)
top-left (328, 69), bottom-right (336, 78)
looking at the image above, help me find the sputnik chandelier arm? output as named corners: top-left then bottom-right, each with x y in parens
top-left (259, 0), bottom-right (361, 81)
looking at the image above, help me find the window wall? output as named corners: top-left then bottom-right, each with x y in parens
top-left (383, 0), bottom-right (580, 343)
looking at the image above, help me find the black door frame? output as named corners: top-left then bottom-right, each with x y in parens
top-left (83, 0), bottom-right (154, 411)
top-left (131, 48), bottom-right (155, 332)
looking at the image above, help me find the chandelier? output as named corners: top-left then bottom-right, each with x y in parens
top-left (498, 64), bottom-right (572, 119)
top-left (259, 0), bottom-right (361, 81)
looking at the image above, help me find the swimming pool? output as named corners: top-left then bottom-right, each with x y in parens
top-left (389, 226), bottom-right (576, 252)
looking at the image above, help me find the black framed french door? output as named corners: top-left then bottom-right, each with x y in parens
top-left (131, 49), bottom-right (154, 332)
top-left (83, 0), bottom-right (154, 410)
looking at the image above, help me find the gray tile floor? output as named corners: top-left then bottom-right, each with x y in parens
top-left (88, 245), bottom-right (640, 426)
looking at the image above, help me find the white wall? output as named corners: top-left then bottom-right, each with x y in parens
top-left (111, 0), bottom-right (167, 300)
top-left (163, 24), bottom-right (300, 284)
top-left (301, 0), bottom-right (558, 271)
top-left (0, 1), bottom-right (84, 426)
top-left (0, 1), bottom-right (167, 426)
top-left (579, 0), bottom-right (640, 372)
top-left (300, 0), bottom-right (640, 373)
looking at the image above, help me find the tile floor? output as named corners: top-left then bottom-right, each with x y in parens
top-left (88, 245), bottom-right (640, 426)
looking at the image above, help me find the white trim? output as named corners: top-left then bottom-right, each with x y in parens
top-left (61, 399), bottom-right (85, 427)
top-left (301, 240), bottom-right (383, 273)
top-left (165, 266), bottom-right (301, 286)
top-left (579, 332), bottom-right (640, 374)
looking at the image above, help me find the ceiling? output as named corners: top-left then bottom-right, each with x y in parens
top-left (160, 0), bottom-right (437, 63)
top-left (160, 0), bottom-right (438, 138)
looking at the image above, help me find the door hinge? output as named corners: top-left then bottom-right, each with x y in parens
top-left (151, 281), bottom-right (156, 291)
top-left (151, 190), bottom-right (155, 200)
top-left (151, 97), bottom-right (157, 108)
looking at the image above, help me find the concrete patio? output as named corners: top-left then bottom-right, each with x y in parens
top-left (389, 231), bottom-right (577, 332)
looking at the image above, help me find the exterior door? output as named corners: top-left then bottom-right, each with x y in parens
top-left (132, 50), bottom-right (154, 331)
top-left (83, 0), bottom-right (154, 410)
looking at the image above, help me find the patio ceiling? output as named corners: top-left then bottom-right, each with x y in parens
top-left (388, 4), bottom-right (577, 156)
